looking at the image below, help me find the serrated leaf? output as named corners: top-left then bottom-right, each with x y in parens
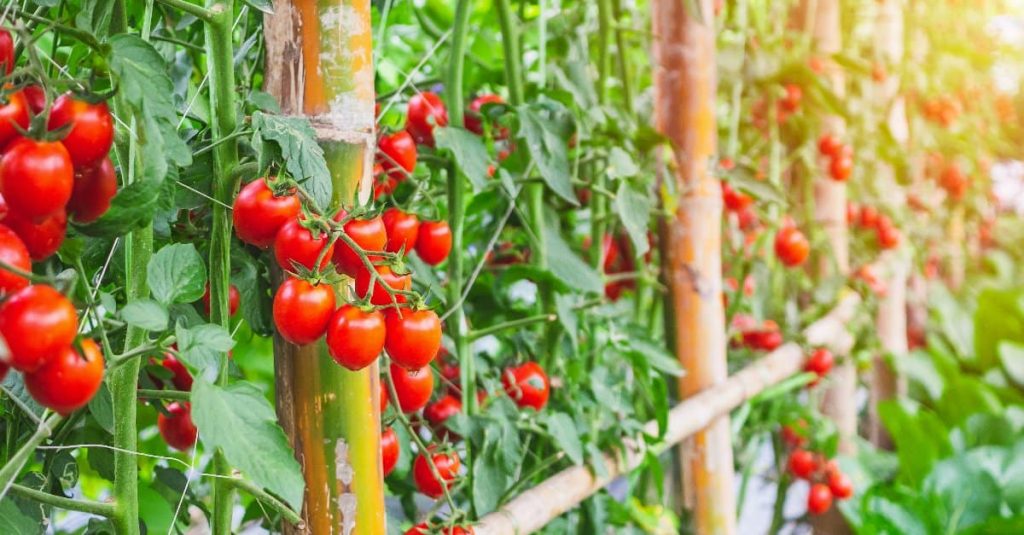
top-left (120, 299), bottom-right (169, 331)
top-left (174, 323), bottom-right (234, 381)
top-left (543, 222), bottom-right (603, 294)
top-left (434, 126), bottom-right (490, 190)
top-left (148, 244), bottom-right (206, 305)
top-left (614, 181), bottom-right (652, 256)
top-left (248, 90), bottom-right (281, 113)
top-left (517, 106), bottom-right (577, 205)
top-left (88, 382), bottom-right (114, 434)
top-left (1, 373), bottom-right (44, 418)
top-left (545, 412), bottom-right (584, 465)
top-left (252, 112), bottom-right (331, 208)
top-left (606, 148), bottom-right (639, 179)
top-left (192, 380), bottom-right (305, 509)
top-left (472, 427), bottom-right (507, 515)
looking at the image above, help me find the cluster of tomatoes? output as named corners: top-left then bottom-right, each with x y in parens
top-left (920, 94), bottom-right (962, 128)
top-left (731, 313), bottom-right (783, 352)
top-left (752, 83), bottom-right (803, 129)
top-left (847, 203), bottom-right (901, 251)
top-left (0, 26), bottom-right (116, 416)
top-left (782, 422), bottom-right (854, 516)
top-left (817, 133), bottom-right (854, 182)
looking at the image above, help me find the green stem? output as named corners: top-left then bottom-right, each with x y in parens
top-left (611, 0), bottom-right (632, 111)
top-left (155, 0), bottom-right (214, 21)
top-left (725, 0), bottom-right (749, 158)
top-left (768, 434), bottom-right (790, 534)
top-left (596, 0), bottom-right (613, 104)
top-left (136, 389), bottom-right (191, 401)
top-left (495, 0), bottom-right (525, 105)
top-left (203, 2), bottom-right (240, 533)
top-left (0, 413), bottom-right (63, 502)
top-left (222, 477), bottom-right (303, 525)
top-left (469, 314), bottom-right (557, 341)
top-left (8, 483), bottom-right (117, 517)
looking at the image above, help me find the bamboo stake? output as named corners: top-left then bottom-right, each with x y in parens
top-left (652, 0), bottom-right (734, 532)
top-left (264, 1), bottom-right (383, 533)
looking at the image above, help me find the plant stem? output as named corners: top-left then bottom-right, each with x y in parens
top-left (469, 314), bottom-right (557, 341)
top-left (495, 0), bottom-right (525, 105)
top-left (222, 477), bottom-right (303, 526)
top-left (155, 0), bottom-right (213, 21)
top-left (8, 483), bottom-right (117, 517)
top-left (0, 413), bottom-right (63, 502)
top-left (611, 0), bottom-right (633, 111)
top-left (136, 389), bottom-right (191, 401)
top-left (203, 2), bottom-right (240, 532)
top-left (596, 0), bottom-right (613, 104)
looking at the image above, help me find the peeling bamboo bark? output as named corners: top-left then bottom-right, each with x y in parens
top-left (264, 1), bottom-right (383, 533)
top-left (653, 1), bottom-right (735, 533)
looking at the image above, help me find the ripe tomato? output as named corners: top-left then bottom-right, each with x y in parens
top-left (722, 182), bottom-right (753, 212)
top-left (781, 421), bottom-right (808, 448)
top-left (4, 208), bottom-right (67, 260)
top-left (0, 138), bottom-right (73, 220)
top-left (158, 402), bottom-right (198, 451)
top-left (377, 130), bottom-right (417, 181)
top-left (48, 94), bottom-right (115, 168)
top-left (381, 426), bottom-right (399, 477)
top-left (274, 218), bottom-right (335, 272)
top-left (0, 285), bottom-right (77, 372)
top-left (406, 523), bottom-right (474, 535)
top-left (829, 155), bottom-right (853, 182)
top-left (424, 394), bottom-right (462, 438)
top-left (0, 361), bottom-right (7, 382)
top-left (384, 308), bottom-right (442, 369)
top-left (232, 178), bottom-right (301, 248)
top-left (355, 264), bottom-right (411, 306)
top-left (415, 220), bottom-right (452, 266)
top-left (828, 470), bottom-right (854, 499)
top-left (818, 133), bottom-right (842, 158)
top-left (67, 157), bottom-right (117, 223)
top-left (876, 223), bottom-right (901, 250)
top-left (807, 483), bottom-right (833, 515)
top-left (23, 85), bottom-right (45, 114)
top-left (382, 208), bottom-right (420, 254)
top-left (389, 363), bottom-right (433, 413)
top-left (380, 380), bottom-right (389, 413)
top-left (326, 304), bottom-right (385, 371)
top-left (161, 353), bottom-right (193, 391)
top-left (465, 93), bottom-right (506, 137)
top-left (0, 90), bottom-right (30, 149)
top-left (406, 92), bottom-right (448, 146)
top-left (0, 27), bottom-right (13, 75)
top-left (333, 213), bottom-right (387, 277)
top-left (858, 205), bottom-right (879, 228)
top-left (272, 278), bottom-right (335, 345)
top-left (774, 225), bottom-right (809, 267)
top-left (0, 223), bottom-right (30, 293)
top-left (804, 348), bottom-right (834, 378)
top-left (781, 84), bottom-right (802, 112)
top-left (788, 449), bottom-right (816, 479)
top-left (24, 338), bottom-right (103, 415)
top-left (412, 449), bottom-right (460, 498)
top-left (202, 283), bottom-right (240, 317)
top-left (502, 362), bottom-right (550, 411)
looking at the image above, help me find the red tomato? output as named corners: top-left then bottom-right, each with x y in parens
top-left (47, 94), bottom-right (114, 168)
top-left (377, 130), bottom-right (417, 181)
top-left (272, 278), bottom-right (335, 345)
top-left (23, 85), bottom-right (45, 114)
top-left (0, 223), bottom-right (30, 293)
top-left (877, 224), bottom-right (901, 250)
top-left (415, 221), bottom-right (452, 266)
top-left (274, 218), bottom-right (335, 272)
top-left (4, 208), bottom-right (66, 261)
top-left (162, 353), bottom-right (193, 391)
top-left (818, 133), bottom-right (843, 158)
top-left (158, 402), bottom-right (198, 451)
top-left (382, 208), bottom-right (420, 254)
top-left (0, 138), bottom-right (73, 220)
top-left (0, 90), bottom-right (30, 149)
top-left (781, 421), bottom-right (808, 448)
top-left (384, 308), bottom-right (442, 370)
top-left (788, 449), bottom-right (816, 479)
top-left (381, 426), bottom-right (399, 477)
top-left (406, 92), bottom-right (448, 146)
top-left (829, 155), bottom-right (853, 182)
top-left (780, 84), bottom-right (802, 112)
top-left (0, 28), bottom-right (13, 75)
top-left (773, 225), bottom-right (809, 267)
top-left (355, 264), bottom-right (411, 306)
top-left (828, 470), bottom-right (854, 499)
top-left (804, 348), bottom-right (834, 378)
top-left (465, 93), bottom-right (506, 137)
top-left (326, 304), bottom-right (385, 370)
top-left (389, 363), bottom-right (433, 413)
top-left (333, 213), bottom-right (387, 277)
top-left (858, 205), bottom-right (879, 229)
top-left (0, 361), bottom-right (7, 382)
top-left (67, 157), bottom-right (117, 223)
top-left (232, 178), bottom-right (301, 248)
top-left (201, 283), bottom-right (240, 317)
top-left (722, 182), bottom-right (753, 212)
top-left (412, 449), bottom-right (460, 498)
top-left (0, 285), bottom-right (77, 372)
top-left (424, 394), bottom-right (462, 438)
top-left (380, 380), bottom-right (389, 413)
top-left (807, 483), bottom-right (834, 515)
top-left (502, 362), bottom-right (550, 411)
top-left (405, 523), bottom-right (474, 535)
top-left (24, 338), bottom-right (103, 415)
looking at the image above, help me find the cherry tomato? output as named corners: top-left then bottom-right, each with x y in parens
top-left (381, 426), bottom-right (399, 477)
top-left (818, 133), bottom-right (842, 158)
top-left (412, 449), bottom-right (460, 498)
top-left (325, 304), bottom-right (385, 371)
top-left (162, 353), bottom-right (193, 391)
top-left (48, 94), bottom-right (114, 168)
top-left (502, 362), bottom-right (550, 411)
top-left (828, 470), bottom-right (854, 499)
top-left (389, 363), bottom-right (433, 413)
top-left (274, 217), bottom-right (334, 272)
top-left (780, 84), bottom-right (802, 112)
top-left (788, 449), bottom-right (816, 479)
top-left (202, 282), bottom-right (240, 317)
top-left (415, 220), bottom-right (452, 266)
top-left (355, 264), bottom-right (411, 306)
top-left (405, 523), bottom-right (474, 535)
top-left (333, 213), bottom-right (387, 277)
top-left (804, 348), bottom-right (834, 378)
top-left (232, 178), bottom-right (301, 248)
top-left (0, 285), bottom-right (77, 372)
top-left (406, 92), bottom-right (448, 146)
top-left (0, 28), bottom-right (13, 75)
top-left (877, 223), bottom-right (901, 250)
top-left (0, 361), bottom-right (7, 382)
top-left (158, 402), bottom-right (198, 451)
top-left (380, 381), bottom-right (389, 413)
top-left (807, 483), bottom-right (833, 515)
top-left (382, 208), bottom-right (420, 254)
top-left (774, 224), bottom-right (809, 267)
top-left (722, 182), bottom-right (753, 212)
top-left (4, 208), bottom-right (66, 260)
top-left (0, 223), bottom-right (30, 293)
top-left (858, 205), bottom-right (879, 229)
top-left (378, 130), bottom-right (417, 181)
top-left (829, 155), bottom-right (853, 182)
top-left (781, 421), bottom-right (808, 448)
top-left (384, 307), bottom-right (442, 370)
top-left (465, 93), bottom-right (506, 137)
top-left (0, 90), bottom-right (30, 149)
top-left (424, 394), bottom-right (462, 438)
top-left (23, 85), bottom-right (45, 115)
top-left (67, 157), bottom-right (117, 223)
top-left (272, 278), bottom-right (335, 345)
top-left (24, 338), bottom-right (103, 415)
top-left (0, 138), bottom-right (73, 221)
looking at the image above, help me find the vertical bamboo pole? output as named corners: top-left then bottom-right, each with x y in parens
top-left (653, 1), bottom-right (736, 533)
top-left (264, 1), bottom-right (384, 533)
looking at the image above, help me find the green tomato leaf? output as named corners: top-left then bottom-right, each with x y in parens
top-left (192, 380), bottom-right (305, 510)
top-left (606, 148), bottom-right (639, 179)
top-left (252, 112), bottom-right (331, 209)
top-left (517, 106), bottom-right (577, 205)
top-left (543, 222), bottom-right (603, 294)
top-left (241, 0), bottom-right (274, 14)
top-left (120, 299), bottom-right (170, 331)
top-left (472, 426), bottom-right (508, 515)
top-left (1000, 341), bottom-right (1024, 389)
top-left (614, 181), bottom-right (652, 257)
top-left (148, 244), bottom-right (206, 305)
top-left (88, 382), bottom-right (115, 434)
top-left (545, 411), bottom-right (584, 465)
top-left (434, 126), bottom-right (491, 191)
top-left (174, 323), bottom-right (234, 381)
top-left (0, 496), bottom-right (42, 535)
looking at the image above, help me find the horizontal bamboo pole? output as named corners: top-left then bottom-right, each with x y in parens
top-left (474, 343), bottom-right (804, 535)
